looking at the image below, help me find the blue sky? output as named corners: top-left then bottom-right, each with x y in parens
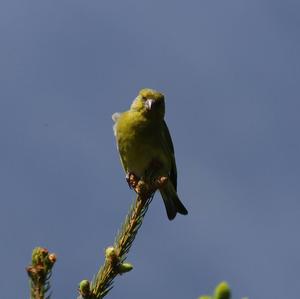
top-left (1, 1), bottom-right (300, 298)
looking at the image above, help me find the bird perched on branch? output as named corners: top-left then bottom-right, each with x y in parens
top-left (112, 88), bottom-right (188, 220)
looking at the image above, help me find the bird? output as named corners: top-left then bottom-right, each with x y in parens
top-left (112, 88), bottom-right (188, 220)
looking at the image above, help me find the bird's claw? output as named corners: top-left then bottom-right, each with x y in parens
top-left (154, 176), bottom-right (168, 189)
top-left (126, 172), bottom-right (139, 189)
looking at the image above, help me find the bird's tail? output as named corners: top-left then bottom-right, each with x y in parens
top-left (160, 181), bottom-right (188, 220)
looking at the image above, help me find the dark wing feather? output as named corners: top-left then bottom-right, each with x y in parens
top-left (162, 120), bottom-right (177, 190)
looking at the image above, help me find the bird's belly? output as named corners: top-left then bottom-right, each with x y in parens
top-left (119, 135), bottom-right (155, 177)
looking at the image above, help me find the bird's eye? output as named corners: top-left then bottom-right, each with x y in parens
top-left (142, 96), bottom-right (147, 101)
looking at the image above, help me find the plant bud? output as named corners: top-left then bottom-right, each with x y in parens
top-left (118, 262), bottom-right (133, 274)
top-left (32, 247), bottom-right (48, 265)
top-left (214, 281), bottom-right (231, 299)
top-left (48, 253), bottom-right (57, 264)
top-left (78, 280), bottom-right (90, 297)
top-left (105, 246), bottom-right (119, 264)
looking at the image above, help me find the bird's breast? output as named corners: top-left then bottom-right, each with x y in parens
top-left (116, 113), bottom-right (163, 177)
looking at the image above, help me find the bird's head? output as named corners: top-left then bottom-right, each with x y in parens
top-left (130, 88), bottom-right (165, 120)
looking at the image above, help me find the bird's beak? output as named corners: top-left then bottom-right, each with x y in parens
top-left (145, 99), bottom-right (154, 110)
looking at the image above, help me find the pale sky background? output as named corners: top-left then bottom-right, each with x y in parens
top-left (1, 1), bottom-right (300, 299)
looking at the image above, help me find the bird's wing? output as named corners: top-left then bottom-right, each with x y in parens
top-left (162, 120), bottom-right (177, 190)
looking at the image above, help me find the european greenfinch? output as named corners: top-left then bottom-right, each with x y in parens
top-left (112, 88), bottom-right (188, 220)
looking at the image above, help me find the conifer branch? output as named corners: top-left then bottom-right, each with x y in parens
top-left (78, 176), bottom-right (167, 299)
top-left (26, 247), bottom-right (56, 299)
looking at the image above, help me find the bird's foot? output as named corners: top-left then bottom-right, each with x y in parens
top-left (125, 172), bottom-right (139, 189)
top-left (153, 176), bottom-right (168, 189)
top-left (126, 167), bottom-right (168, 200)
top-left (135, 180), bottom-right (150, 199)
top-left (145, 159), bottom-right (168, 189)
top-left (135, 175), bottom-right (168, 200)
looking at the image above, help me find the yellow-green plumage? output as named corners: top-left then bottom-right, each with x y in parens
top-left (112, 88), bottom-right (188, 220)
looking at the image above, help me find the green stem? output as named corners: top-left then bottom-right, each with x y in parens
top-left (90, 191), bottom-right (153, 298)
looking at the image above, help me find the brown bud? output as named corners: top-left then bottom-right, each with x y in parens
top-left (48, 253), bottom-right (57, 264)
